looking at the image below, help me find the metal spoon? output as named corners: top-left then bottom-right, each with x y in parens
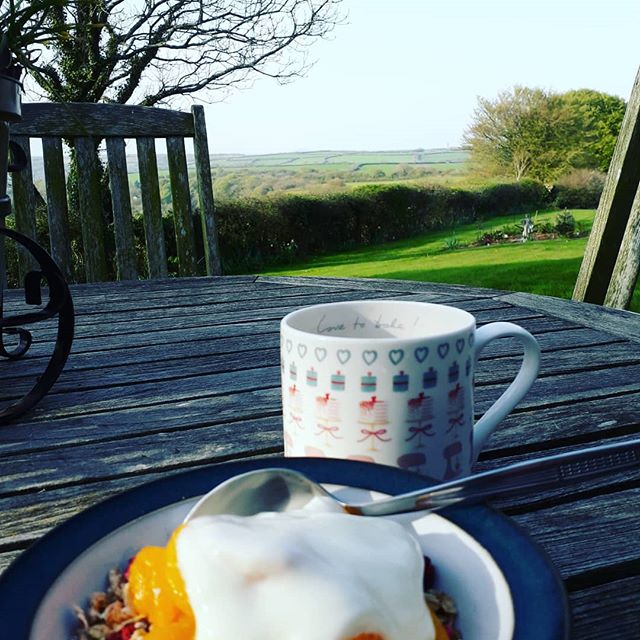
top-left (185, 439), bottom-right (640, 521)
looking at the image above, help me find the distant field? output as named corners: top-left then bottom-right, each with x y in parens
top-left (210, 148), bottom-right (468, 169)
top-left (30, 146), bottom-right (468, 177)
top-left (29, 146), bottom-right (470, 202)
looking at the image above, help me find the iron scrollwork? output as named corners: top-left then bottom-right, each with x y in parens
top-left (0, 226), bottom-right (75, 423)
top-left (1, 44), bottom-right (75, 424)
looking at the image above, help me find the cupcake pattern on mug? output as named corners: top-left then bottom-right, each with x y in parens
top-left (281, 334), bottom-right (474, 476)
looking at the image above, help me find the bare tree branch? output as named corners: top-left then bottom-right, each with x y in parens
top-left (1, 0), bottom-right (344, 106)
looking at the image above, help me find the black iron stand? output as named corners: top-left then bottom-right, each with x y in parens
top-left (0, 73), bottom-right (74, 424)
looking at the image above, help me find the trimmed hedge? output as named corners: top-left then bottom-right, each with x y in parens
top-left (215, 180), bottom-right (552, 273)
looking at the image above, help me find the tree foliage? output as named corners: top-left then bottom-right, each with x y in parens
top-left (1, 0), bottom-right (343, 105)
top-left (464, 86), bottom-right (626, 183)
top-left (559, 89), bottom-right (627, 172)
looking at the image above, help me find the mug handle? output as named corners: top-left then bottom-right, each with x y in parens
top-left (472, 322), bottom-right (540, 456)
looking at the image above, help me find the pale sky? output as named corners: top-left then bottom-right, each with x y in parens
top-left (205, 0), bottom-right (640, 155)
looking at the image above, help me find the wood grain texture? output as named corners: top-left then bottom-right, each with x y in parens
top-left (41, 137), bottom-right (73, 280)
top-left (0, 298), bottom-right (551, 366)
top-left (511, 487), bottom-right (640, 579)
top-left (573, 66), bottom-right (640, 306)
top-left (500, 292), bottom-right (640, 342)
top-left (605, 181), bottom-right (640, 308)
top-left (1, 275), bottom-right (639, 637)
top-left (12, 103), bottom-right (194, 138)
top-left (192, 105), bottom-right (222, 276)
top-left (9, 135), bottom-right (38, 279)
top-left (4, 333), bottom-right (637, 407)
top-left (0, 323), bottom-right (615, 386)
top-left (136, 137), bottom-right (167, 278)
top-left (255, 275), bottom-right (502, 297)
top-left (0, 414), bottom-right (282, 495)
top-left (166, 136), bottom-right (198, 276)
top-left (106, 137), bottom-right (138, 281)
top-left (74, 137), bottom-right (109, 282)
top-left (569, 577), bottom-right (640, 638)
top-left (0, 294), bottom-right (563, 338)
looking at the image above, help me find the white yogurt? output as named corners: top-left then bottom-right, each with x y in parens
top-left (177, 510), bottom-right (435, 640)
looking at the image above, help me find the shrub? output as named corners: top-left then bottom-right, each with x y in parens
top-left (554, 211), bottom-right (577, 236)
top-left (552, 169), bottom-right (605, 209)
top-left (442, 236), bottom-right (461, 251)
top-left (476, 231), bottom-right (502, 245)
top-left (536, 221), bottom-right (556, 234)
top-left (474, 180), bottom-right (551, 216)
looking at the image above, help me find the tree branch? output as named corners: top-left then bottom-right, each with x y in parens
top-left (5, 0), bottom-right (344, 106)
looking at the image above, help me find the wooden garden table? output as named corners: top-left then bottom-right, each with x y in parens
top-left (0, 275), bottom-right (638, 637)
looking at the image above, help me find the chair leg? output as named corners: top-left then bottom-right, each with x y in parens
top-left (604, 185), bottom-right (640, 309)
top-left (573, 67), bottom-right (640, 309)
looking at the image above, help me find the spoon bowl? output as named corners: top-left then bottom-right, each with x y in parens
top-left (185, 468), bottom-right (335, 520)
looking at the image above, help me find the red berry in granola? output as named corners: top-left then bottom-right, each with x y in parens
top-left (106, 622), bottom-right (136, 640)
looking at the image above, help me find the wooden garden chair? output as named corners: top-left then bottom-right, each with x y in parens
top-left (8, 102), bottom-right (221, 283)
top-left (573, 67), bottom-right (640, 310)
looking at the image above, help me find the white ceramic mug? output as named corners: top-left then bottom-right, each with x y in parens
top-left (280, 300), bottom-right (540, 481)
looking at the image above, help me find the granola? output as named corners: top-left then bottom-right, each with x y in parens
top-left (74, 556), bottom-right (462, 639)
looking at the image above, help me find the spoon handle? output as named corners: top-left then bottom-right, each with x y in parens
top-left (355, 439), bottom-right (640, 517)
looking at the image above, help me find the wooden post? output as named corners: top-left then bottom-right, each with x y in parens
top-left (0, 121), bottom-right (9, 291)
top-left (106, 137), bottom-right (138, 281)
top-left (9, 136), bottom-right (38, 281)
top-left (75, 137), bottom-right (109, 282)
top-left (192, 105), bottom-right (222, 275)
top-left (573, 67), bottom-right (640, 308)
top-left (167, 136), bottom-right (198, 276)
top-left (42, 137), bottom-right (73, 281)
top-left (136, 137), bottom-right (168, 279)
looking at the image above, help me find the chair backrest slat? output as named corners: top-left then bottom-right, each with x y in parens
top-left (136, 136), bottom-right (168, 279)
top-left (12, 103), bottom-right (194, 138)
top-left (75, 136), bottom-right (109, 282)
top-left (106, 137), bottom-right (138, 281)
top-left (42, 136), bottom-right (73, 280)
top-left (167, 136), bottom-right (198, 277)
top-left (192, 105), bottom-right (221, 276)
top-left (10, 135), bottom-right (38, 280)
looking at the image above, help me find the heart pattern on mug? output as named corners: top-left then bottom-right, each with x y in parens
top-left (456, 338), bottom-right (465, 354)
top-left (337, 349), bottom-right (351, 364)
top-left (389, 349), bottom-right (404, 365)
top-left (297, 344), bottom-right (307, 358)
top-left (362, 350), bottom-right (378, 365)
top-left (315, 347), bottom-right (327, 362)
top-left (414, 347), bottom-right (429, 363)
top-left (286, 339), bottom-right (293, 353)
top-left (438, 342), bottom-right (450, 359)
top-left (468, 333), bottom-right (474, 347)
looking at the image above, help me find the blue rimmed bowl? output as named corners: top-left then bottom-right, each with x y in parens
top-left (0, 457), bottom-right (570, 639)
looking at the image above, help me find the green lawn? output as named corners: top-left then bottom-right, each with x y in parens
top-left (263, 209), bottom-right (640, 311)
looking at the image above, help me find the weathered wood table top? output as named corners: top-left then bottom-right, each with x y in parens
top-left (1, 275), bottom-right (639, 637)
